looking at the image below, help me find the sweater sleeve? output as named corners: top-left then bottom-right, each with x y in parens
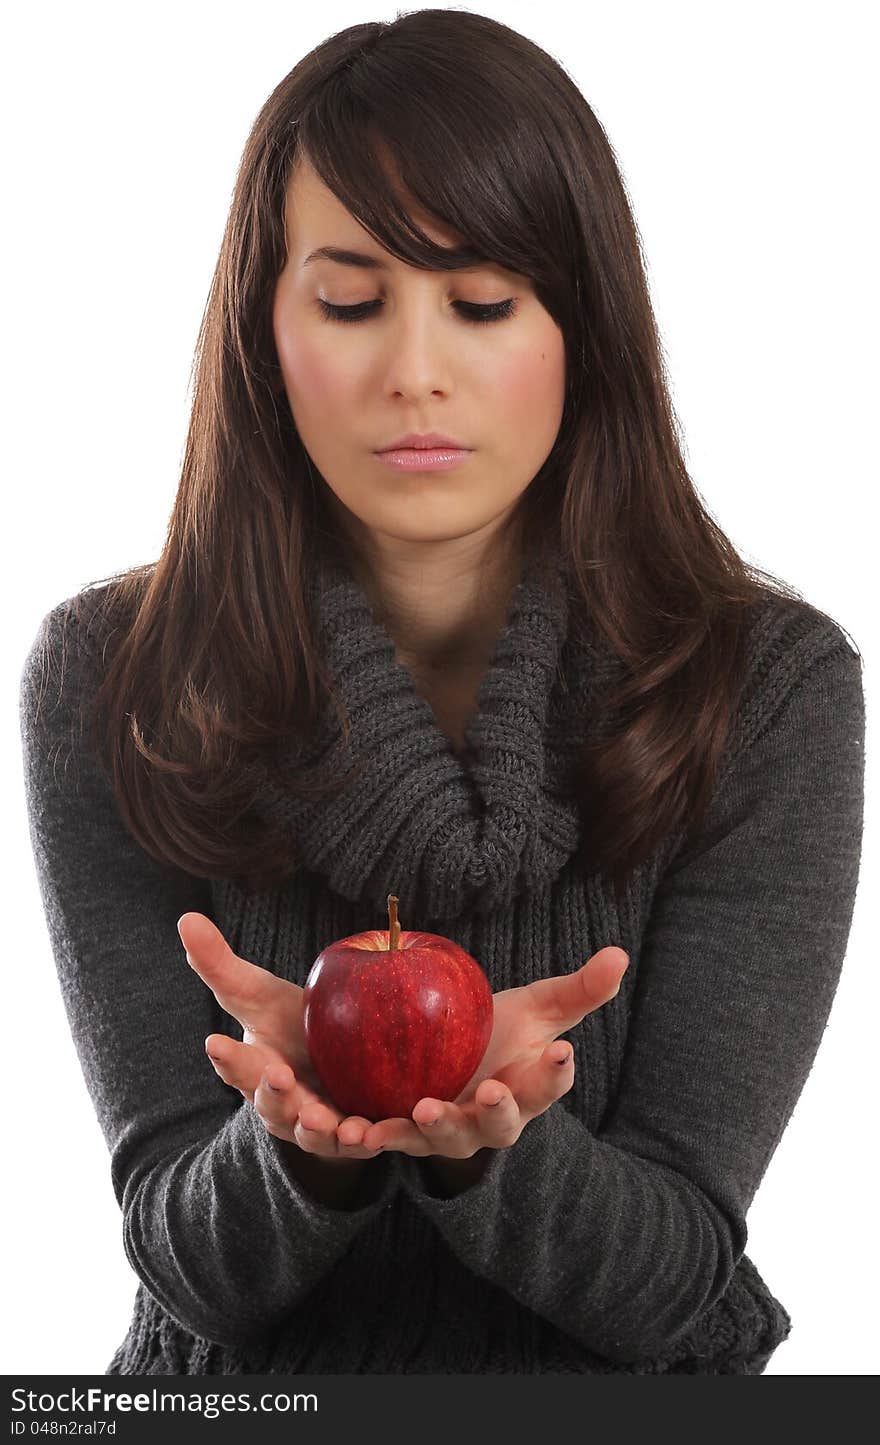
top-left (394, 622), bottom-right (865, 1365)
top-left (19, 595), bottom-right (400, 1351)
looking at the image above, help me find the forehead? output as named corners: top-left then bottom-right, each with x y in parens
top-left (284, 152), bottom-right (466, 267)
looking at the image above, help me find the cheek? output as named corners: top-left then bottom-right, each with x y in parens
top-left (494, 330), bottom-right (566, 438)
top-left (273, 286), bottom-right (355, 417)
top-left (276, 332), bottom-right (347, 415)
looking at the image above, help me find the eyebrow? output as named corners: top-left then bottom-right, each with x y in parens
top-left (302, 246), bottom-right (390, 270)
top-left (301, 243), bottom-right (489, 273)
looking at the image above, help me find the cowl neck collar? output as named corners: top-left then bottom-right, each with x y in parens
top-left (253, 541), bottom-right (590, 923)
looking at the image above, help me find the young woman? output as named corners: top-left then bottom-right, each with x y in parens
top-left (20, 11), bottom-right (864, 1375)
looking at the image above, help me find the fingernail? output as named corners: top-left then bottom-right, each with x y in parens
top-left (486, 1095), bottom-right (503, 1106)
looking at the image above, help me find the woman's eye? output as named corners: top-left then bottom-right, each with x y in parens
top-left (316, 297), bottom-right (517, 325)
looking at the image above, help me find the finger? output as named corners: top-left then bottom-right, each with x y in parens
top-left (362, 1116), bottom-right (434, 1156)
top-left (254, 1065), bottom-right (300, 1142)
top-left (527, 945), bottom-right (629, 1031)
top-left (293, 1095), bottom-right (368, 1156)
top-left (178, 911), bottom-right (280, 1030)
top-left (411, 1097), bottom-right (505, 1157)
top-left (513, 1042), bottom-right (576, 1118)
top-left (472, 1081), bottom-right (522, 1144)
top-left (204, 1033), bottom-right (274, 1102)
top-left (255, 1068), bottom-right (369, 1155)
top-left (253, 1061), bottom-right (350, 1149)
top-left (204, 1034), bottom-right (247, 1097)
top-left (336, 1115), bottom-right (375, 1148)
top-left (326, 1116), bottom-right (388, 1160)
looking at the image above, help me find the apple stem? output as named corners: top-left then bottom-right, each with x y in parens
top-left (387, 894), bottom-right (401, 952)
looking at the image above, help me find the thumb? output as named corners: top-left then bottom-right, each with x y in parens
top-left (177, 910), bottom-right (224, 964)
top-left (593, 944), bottom-right (630, 984)
top-left (177, 911), bottom-right (275, 1025)
top-left (529, 944), bottom-right (629, 1028)
top-left (574, 944), bottom-right (629, 1012)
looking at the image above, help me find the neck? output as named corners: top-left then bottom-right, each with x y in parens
top-left (334, 513), bottom-right (528, 675)
top-left (261, 527), bottom-right (580, 919)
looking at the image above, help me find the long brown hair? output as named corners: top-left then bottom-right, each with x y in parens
top-left (49, 9), bottom-right (826, 900)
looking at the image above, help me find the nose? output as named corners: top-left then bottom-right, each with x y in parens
top-left (378, 301), bottom-right (457, 398)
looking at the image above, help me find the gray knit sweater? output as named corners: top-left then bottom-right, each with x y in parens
top-left (19, 544), bottom-right (865, 1374)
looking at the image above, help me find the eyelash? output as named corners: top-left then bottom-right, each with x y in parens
top-left (317, 297), bottom-right (517, 326)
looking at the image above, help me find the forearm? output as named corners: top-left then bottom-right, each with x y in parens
top-left (403, 1104), bottom-right (738, 1362)
top-left (19, 601), bottom-right (401, 1349)
top-left (121, 1104), bottom-right (398, 1347)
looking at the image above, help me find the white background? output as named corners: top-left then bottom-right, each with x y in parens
top-left (3, 0), bottom-right (876, 1377)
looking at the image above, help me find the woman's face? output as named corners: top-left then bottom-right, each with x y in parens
top-left (272, 154), bottom-right (566, 557)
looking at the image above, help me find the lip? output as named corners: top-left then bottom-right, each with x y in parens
top-left (375, 447), bottom-right (472, 472)
top-left (375, 431), bottom-right (471, 452)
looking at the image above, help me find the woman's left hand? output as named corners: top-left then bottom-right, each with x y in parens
top-left (347, 944), bottom-right (630, 1158)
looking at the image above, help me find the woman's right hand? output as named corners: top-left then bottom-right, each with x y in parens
top-left (178, 911), bottom-right (384, 1162)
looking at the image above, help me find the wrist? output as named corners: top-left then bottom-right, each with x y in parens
top-left (422, 1148), bottom-right (492, 1198)
top-left (276, 1138), bottom-right (372, 1208)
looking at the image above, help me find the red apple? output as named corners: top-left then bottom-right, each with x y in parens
top-left (302, 894), bottom-right (494, 1122)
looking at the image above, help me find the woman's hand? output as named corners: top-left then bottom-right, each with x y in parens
top-left (178, 912), bottom-right (385, 1162)
top-left (342, 944), bottom-right (630, 1159)
top-left (180, 912), bottom-right (628, 1164)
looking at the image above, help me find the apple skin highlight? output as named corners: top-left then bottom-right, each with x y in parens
top-left (303, 894), bottom-right (494, 1121)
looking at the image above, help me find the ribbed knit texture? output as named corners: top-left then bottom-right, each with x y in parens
top-left (252, 544), bottom-right (584, 921)
top-left (19, 546), bottom-right (865, 1374)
